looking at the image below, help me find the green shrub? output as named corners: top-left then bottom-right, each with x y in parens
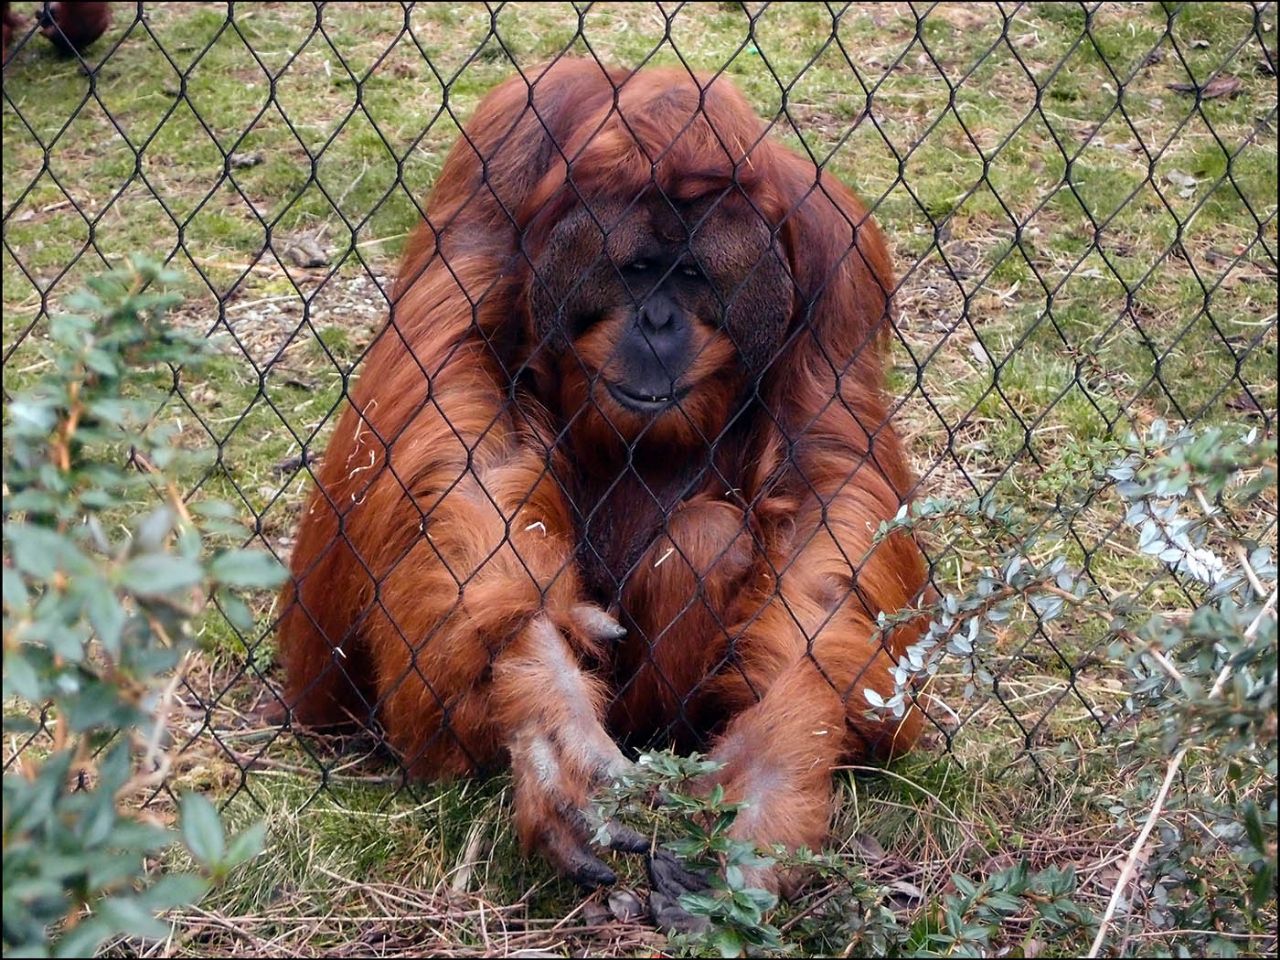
top-left (2, 259), bottom-right (285, 956)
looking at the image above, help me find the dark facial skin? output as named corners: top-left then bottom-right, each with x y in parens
top-left (526, 192), bottom-right (795, 442)
top-left (606, 253), bottom-right (705, 412)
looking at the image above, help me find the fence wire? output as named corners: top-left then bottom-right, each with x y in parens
top-left (2, 1), bottom-right (1277, 819)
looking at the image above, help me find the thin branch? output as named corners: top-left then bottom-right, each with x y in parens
top-left (1087, 662), bottom-right (1234, 958)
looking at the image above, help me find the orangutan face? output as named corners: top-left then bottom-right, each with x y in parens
top-left (526, 192), bottom-right (794, 445)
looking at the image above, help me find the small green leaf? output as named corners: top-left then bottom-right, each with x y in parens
top-left (6, 398), bottom-right (58, 435)
top-left (1242, 801), bottom-right (1266, 854)
top-left (80, 787), bottom-right (121, 849)
top-left (2, 565), bottom-right (29, 613)
top-left (52, 917), bottom-right (112, 958)
top-left (987, 892), bottom-right (1023, 915)
top-left (209, 549), bottom-right (287, 589)
top-left (679, 893), bottom-right (723, 916)
top-left (190, 500), bottom-right (238, 519)
top-left (1251, 860), bottom-right (1275, 911)
top-left (86, 397), bottom-right (145, 425)
top-left (3, 649), bottom-right (42, 701)
top-left (86, 853), bottom-right (150, 894)
top-left (224, 821), bottom-right (267, 868)
top-left (119, 554), bottom-right (203, 597)
top-left (134, 507), bottom-right (177, 552)
top-left (95, 895), bottom-right (170, 940)
top-left (712, 926), bottom-right (744, 958)
top-left (138, 873), bottom-right (210, 911)
top-left (179, 793), bottom-right (226, 868)
top-left (108, 820), bottom-right (172, 852)
top-left (84, 584), bottom-right (126, 655)
top-left (740, 887), bottom-right (777, 911)
top-left (66, 680), bottom-right (132, 732)
top-left (725, 864), bottom-right (745, 890)
top-left (96, 740), bottom-right (133, 795)
top-left (217, 591), bottom-right (256, 632)
top-left (1038, 903), bottom-right (1063, 926)
top-left (84, 348), bottom-right (120, 376)
top-left (6, 525), bottom-right (71, 580)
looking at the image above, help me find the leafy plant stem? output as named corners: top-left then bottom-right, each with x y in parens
top-left (1088, 659), bottom-right (1234, 958)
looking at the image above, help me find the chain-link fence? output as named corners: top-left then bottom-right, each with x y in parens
top-left (3, 0), bottom-right (1277, 946)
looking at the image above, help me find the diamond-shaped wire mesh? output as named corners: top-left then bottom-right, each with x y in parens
top-left (2, 0), bottom-right (1276, 856)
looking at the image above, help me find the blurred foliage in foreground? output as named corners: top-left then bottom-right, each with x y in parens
top-left (2, 259), bottom-right (284, 957)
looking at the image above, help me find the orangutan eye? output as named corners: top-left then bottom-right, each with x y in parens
top-left (679, 262), bottom-right (703, 279)
top-left (627, 259), bottom-right (652, 272)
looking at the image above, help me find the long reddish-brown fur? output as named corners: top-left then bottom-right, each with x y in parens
top-left (277, 58), bottom-right (930, 890)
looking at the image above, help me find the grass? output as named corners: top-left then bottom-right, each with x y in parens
top-left (3, 2), bottom-right (1277, 957)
